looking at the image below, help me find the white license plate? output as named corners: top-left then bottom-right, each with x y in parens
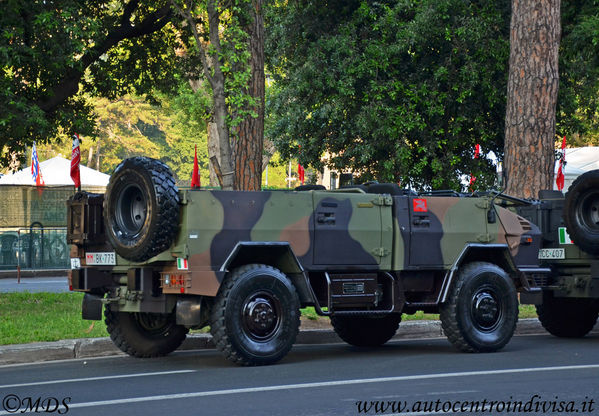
top-left (538, 248), bottom-right (565, 260)
top-left (86, 252), bottom-right (117, 265)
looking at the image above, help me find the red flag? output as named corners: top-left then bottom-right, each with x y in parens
top-left (469, 144), bottom-right (480, 190)
top-left (191, 145), bottom-right (201, 188)
top-left (31, 142), bottom-right (45, 186)
top-left (71, 134), bottom-right (81, 189)
top-left (298, 163), bottom-right (305, 185)
top-left (556, 135), bottom-right (566, 191)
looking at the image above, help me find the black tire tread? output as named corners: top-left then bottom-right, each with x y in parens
top-left (210, 264), bottom-right (300, 366)
top-left (105, 157), bottom-right (179, 262)
top-left (440, 261), bottom-right (518, 353)
top-left (104, 306), bottom-right (188, 358)
top-left (330, 314), bottom-right (402, 347)
top-left (563, 169), bottom-right (599, 255)
top-left (536, 295), bottom-right (599, 338)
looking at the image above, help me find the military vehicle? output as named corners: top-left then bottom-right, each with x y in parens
top-left (67, 157), bottom-right (547, 366)
top-left (517, 170), bottom-right (599, 337)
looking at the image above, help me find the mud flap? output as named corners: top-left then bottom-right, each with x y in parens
top-left (82, 293), bottom-right (104, 320)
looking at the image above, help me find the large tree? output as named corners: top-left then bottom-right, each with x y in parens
top-left (266, 0), bottom-right (511, 190)
top-left (2, 0), bottom-right (266, 191)
top-left (171, 0), bottom-right (266, 190)
top-left (504, 0), bottom-right (561, 198)
top-left (0, 0), bottom-right (176, 169)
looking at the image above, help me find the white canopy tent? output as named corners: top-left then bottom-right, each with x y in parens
top-left (0, 156), bottom-right (109, 187)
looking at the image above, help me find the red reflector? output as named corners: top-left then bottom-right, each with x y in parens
top-left (69, 285), bottom-right (73, 291)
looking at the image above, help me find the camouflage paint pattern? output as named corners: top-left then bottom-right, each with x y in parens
top-left (69, 187), bottom-right (538, 298)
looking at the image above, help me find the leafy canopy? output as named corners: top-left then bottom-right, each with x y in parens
top-left (266, 0), bottom-right (511, 190)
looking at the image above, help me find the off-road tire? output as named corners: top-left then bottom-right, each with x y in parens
top-left (563, 169), bottom-right (599, 255)
top-left (104, 157), bottom-right (179, 262)
top-left (330, 314), bottom-right (402, 347)
top-left (536, 293), bottom-right (599, 338)
top-left (104, 306), bottom-right (188, 358)
top-left (210, 264), bottom-right (300, 366)
top-left (440, 262), bottom-right (518, 353)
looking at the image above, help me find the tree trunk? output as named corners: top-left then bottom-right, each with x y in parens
top-left (504, 0), bottom-right (561, 198)
top-left (207, 122), bottom-right (221, 187)
top-left (233, 0), bottom-right (265, 191)
top-left (206, 1), bottom-right (235, 190)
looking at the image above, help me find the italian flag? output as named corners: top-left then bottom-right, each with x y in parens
top-left (177, 258), bottom-right (189, 270)
top-left (558, 228), bottom-right (574, 245)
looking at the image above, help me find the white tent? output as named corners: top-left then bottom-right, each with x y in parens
top-left (0, 156), bottom-right (109, 187)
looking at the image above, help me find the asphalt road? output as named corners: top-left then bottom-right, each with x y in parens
top-left (1, 334), bottom-right (598, 416)
top-left (0, 277), bottom-right (69, 293)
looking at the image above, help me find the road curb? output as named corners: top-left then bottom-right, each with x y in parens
top-left (1, 318), bottom-right (595, 366)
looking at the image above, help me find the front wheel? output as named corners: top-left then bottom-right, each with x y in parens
top-left (210, 264), bottom-right (300, 366)
top-left (536, 293), bottom-right (599, 338)
top-left (440, 262), bottom-right (518, 352)
top-left (105, 306), bottom-right (189, 358)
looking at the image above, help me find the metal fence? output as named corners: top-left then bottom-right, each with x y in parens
top-left (0, 227), bottom-right (69, 270)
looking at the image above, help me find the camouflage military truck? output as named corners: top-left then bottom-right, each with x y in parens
top-left (67, 157), bottom-right (547, 366)
top-left (517, 170), bottom-right (599, 337)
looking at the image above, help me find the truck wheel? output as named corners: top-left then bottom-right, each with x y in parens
top-left (330, 314), bottom-right (401, 347)
top-left (104, 157), bottom-right (179, 262)
top-left (564, 169), bottom-right (599, 255)
top-left (440, 262), bottom-right (518, 352)
top-left (536, 293), bottom-right (599, 338)
top-left (105, 306), bottom-right (188, 358)
top-left (210, 264), bottom-right (300, 366)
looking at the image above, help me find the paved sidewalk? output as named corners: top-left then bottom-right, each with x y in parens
top-left (0, 318), bottom-right (579, 366)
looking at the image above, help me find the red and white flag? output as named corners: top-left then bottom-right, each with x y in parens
top-left (556, 135), bottom-right (566, 191)
top-left (191, 144), bottom-right (201, 188)
top-left (71, 134), bottom-right (81, 189)
top-left (31, 142), bottom-right (45, 186)
top-left (468, 144), bottom-right (480, 189)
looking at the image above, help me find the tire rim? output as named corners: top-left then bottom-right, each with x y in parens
top-left (134, 313), bottom-right (174, 337)
top-left (242, 291), bottom-right (282, 342)
top-left (470, 286), bottom-right (502, 332)
top-left (576, 190), bottom-right (599, 233)
top-left (115, 184), bottom-right (147, 237)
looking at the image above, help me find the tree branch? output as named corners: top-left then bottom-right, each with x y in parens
top-left (171, 0), bottom-right (214, 87)
top-left (37, 2), bottom-right (172, 113)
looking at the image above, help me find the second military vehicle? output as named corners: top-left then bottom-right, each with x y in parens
top-left (517, 170), bottom-right (599, 337)
top-left (68, 157), bottom-right (548, 365)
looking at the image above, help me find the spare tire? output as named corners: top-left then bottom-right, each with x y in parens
top-left (563, 169), bottom-right (599, 255)
top-left (104, 157), bottom-right (180, 262)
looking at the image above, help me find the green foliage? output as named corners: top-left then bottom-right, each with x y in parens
top-left (558, 0), bottom-right (599, 146)
top-left (38, 93), bottom-right (210, 183)
top-left (266, 0), bottom-right (510, 190)
top-left (0, 0), bottom-right (179, 168)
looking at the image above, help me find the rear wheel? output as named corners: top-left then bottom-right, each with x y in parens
top-left (105, 306), bottom-right (188, 358)
top-left (331, 314), bottom-right (402, 347)
top-left (536, 293), bottom-right (599, 338)
top-left (210, 264), bottom-right (300, 366)
top-left (440, 262), bottom-right (518, 352)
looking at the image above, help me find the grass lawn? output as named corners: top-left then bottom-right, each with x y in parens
top-left (0, 293), bottom-right (538, 346)
top-left (0, 292), bottom-right (108, 345)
